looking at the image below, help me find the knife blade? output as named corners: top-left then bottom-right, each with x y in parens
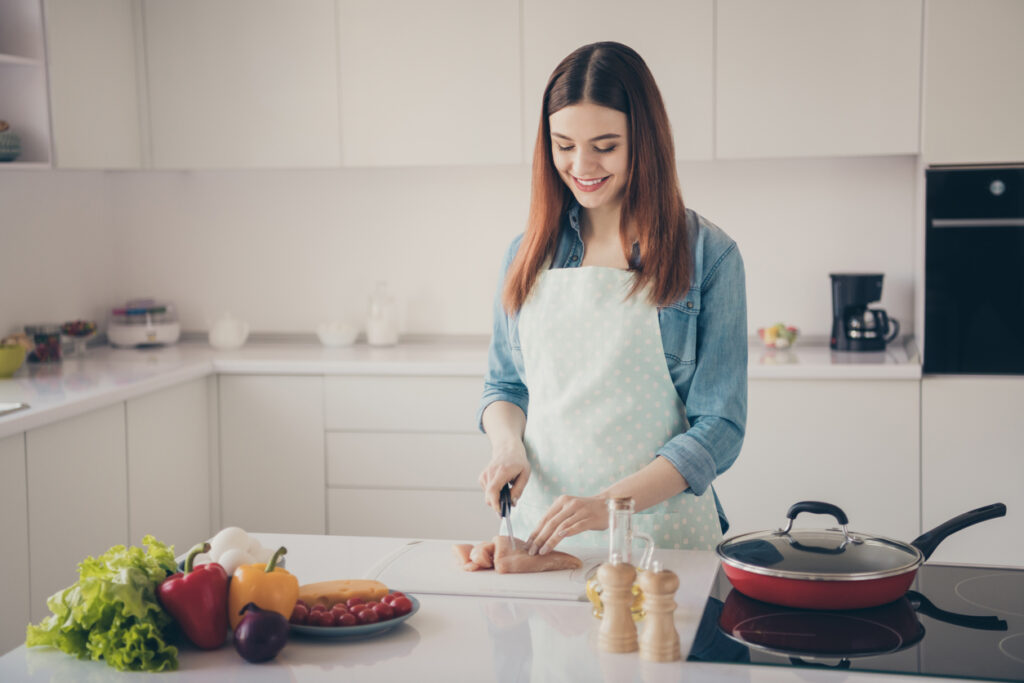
top-left (499, 482), bottom-right (515, 541)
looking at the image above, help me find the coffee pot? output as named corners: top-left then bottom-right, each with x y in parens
top-left (829, 273), bottom-right (900, 351)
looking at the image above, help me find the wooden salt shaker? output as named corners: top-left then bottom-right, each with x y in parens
top-left (597, 555), bottom-right (637, 653)
top-left (638, 561), bottom-right (680, 661)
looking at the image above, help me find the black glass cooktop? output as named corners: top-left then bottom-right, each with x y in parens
top-left (688, 564), bottom-right (1024, 681)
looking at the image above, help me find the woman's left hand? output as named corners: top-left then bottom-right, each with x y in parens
top-left (526, 495), bottom-right (608, 555)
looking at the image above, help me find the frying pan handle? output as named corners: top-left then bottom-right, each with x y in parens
top-left (906, 590), bottom-right (1008, 631)
top-left (786, 501), bottom-right (849, 526)
top-left (911, 503), bottom-right (1007, 560)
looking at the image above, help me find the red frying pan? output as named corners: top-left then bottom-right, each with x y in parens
top-left (716, 501), bottom-right (1007, 610)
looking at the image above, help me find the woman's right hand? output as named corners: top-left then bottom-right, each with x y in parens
top-left (479, 441), bottom-right (531, 513)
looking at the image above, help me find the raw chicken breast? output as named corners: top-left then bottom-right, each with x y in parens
top-left (452, 537), bottom-right (581, 574)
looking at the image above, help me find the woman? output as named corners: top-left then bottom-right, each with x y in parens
top-left (477, 42), bottom-right (747, 555)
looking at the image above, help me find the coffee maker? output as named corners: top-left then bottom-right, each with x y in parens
top-left (829, 273), bottom-right (900, 351)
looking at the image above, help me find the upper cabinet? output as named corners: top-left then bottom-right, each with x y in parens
top-left (0, 0), bottom-right (51, 166)
top-left (337, 0), bottom-right (521, 166)
top-left (922, 0), bottom-right (1024, 165)
top-left (143, 0), bottom-right (341, 169)
top-left (30, 0), bottom-right (1024, 168)
top-left (716, 0), bottom-right (922, 159)
top-left (521, 0), bottom-right (714, 162)
top-left (44, 0), bottom-right (145, 169)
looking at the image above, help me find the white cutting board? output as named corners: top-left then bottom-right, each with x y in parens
top-left (363, 540), bottom-right (608, 601)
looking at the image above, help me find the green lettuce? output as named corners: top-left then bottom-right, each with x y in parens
top-left (26, 535), bottom-right (180, 672)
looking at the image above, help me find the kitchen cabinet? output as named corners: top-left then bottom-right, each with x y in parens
top-left (0, 434), bottom-right (29, 656)
top-left (126, 378), bottom-right (211, 555)
top-left (142, 0), bottom-right (340, 169)
top-left (922, 377), bottom-right (1024, 567)
top-left (520, 0), bottom-right (713, 162)
top-left (43, 0), bottom-right (145, 169)
top-left (26, 404), bottom-right (128, 623)
top-left (716, 0), bottom-right (922, 159)
top-left (218, 375), bottom-right (325, 534)
top-left (714, 379), bottom-right (920, 542)
top-left (337, 0), bottom-right (521, 166)
top-left (0, 0), bottom-right (51, 166)
top-left (921, 0), bottom-right (1024, 164)
top-left (324, 375), bottom-right (495, 539)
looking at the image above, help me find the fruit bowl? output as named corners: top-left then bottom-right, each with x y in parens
top-left (0, 345), bottom-right (26, 378)
top-left (758, 323), bottom-right (799, 349)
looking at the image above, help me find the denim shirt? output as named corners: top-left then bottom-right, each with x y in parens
top-left (478, 202), bottom-right (748, 531)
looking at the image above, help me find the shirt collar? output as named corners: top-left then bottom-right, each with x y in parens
top-left (567, 199), bottom-right (582, 235)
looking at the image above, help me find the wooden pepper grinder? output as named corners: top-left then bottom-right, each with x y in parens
top-left (637, 560), bottom-right (680, 661)
top-left (597, 553), bottom-right (638, 653)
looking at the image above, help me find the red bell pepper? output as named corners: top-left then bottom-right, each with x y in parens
top-left (157, 542), bottom-right (229, 649)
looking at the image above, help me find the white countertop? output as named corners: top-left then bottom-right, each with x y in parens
top-left (0, 533), bottom-right (965, 682)
top-left (0, 337), bottom-right (921, 440)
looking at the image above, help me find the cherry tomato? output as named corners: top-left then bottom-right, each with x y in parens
top-left (391, 596), bottom-right (413, 615)
top-left (334, 612), bottom-right (357, 627)
top-left (356, 608), bottom-right (380, 624)
top-left (346, 597), bottom-right (364, 609)
top-left (312, 610), bottom-right (335, 627)
top-left (372, 602), bottom-right (394, 620)
top-left (365, 601), bottom-right (381, 610)
top-left (390, 592), bottom-right (406, 600)
top-left (290, 603), bottom-right (309, 625)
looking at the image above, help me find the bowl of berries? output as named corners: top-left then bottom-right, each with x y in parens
top-left (288, 591), bottom-right (418, 639)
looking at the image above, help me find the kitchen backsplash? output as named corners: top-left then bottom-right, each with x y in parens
top-left (0, 155), bottom-right (916, 338)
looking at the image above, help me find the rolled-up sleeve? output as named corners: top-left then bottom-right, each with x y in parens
top-left (655, 242), bottom-right (747, 495)
top-left (477, 235), bottom-right (529, 431)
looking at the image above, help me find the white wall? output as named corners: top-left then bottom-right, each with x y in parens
top-left (1, 155), bottom-right (917, 339)
top-left (0, 171), bottom-right (120, 333)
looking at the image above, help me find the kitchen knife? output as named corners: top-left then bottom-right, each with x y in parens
top-left (499, 482), bottom-right (515, 541)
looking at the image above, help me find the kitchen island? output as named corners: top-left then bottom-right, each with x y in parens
top-left (0, 533), bottom-right (993, 683)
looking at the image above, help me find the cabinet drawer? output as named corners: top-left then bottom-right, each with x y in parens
top-left (328, 488), bottom-right (495, 541)
top-left (326, 432), bottom-right (486, 489)
top-left (324, 375), bottom-right (483, 432)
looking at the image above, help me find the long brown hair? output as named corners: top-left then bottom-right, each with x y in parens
top-left (503, 41), bottom-right (692, 313)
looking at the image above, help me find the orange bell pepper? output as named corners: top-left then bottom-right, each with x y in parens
top-left (227, 547), bottom-right (298, 630)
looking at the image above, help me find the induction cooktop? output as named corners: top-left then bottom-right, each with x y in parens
top-left (688, 563), bottom-right (1024, 681)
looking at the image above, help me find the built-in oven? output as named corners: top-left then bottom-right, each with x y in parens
top-left (924, 164), bottom-right (1024, 374)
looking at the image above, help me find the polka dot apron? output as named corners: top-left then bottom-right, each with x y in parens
top-left (516, 266), bottom-right (722, 551)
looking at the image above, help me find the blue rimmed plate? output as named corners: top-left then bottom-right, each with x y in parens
top-left (289, 594), bottom-right (420, 639)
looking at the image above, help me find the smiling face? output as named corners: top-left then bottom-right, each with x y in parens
top-left (548, 102), bottom-right (629, 214)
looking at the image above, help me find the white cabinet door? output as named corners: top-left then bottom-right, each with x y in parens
top-left (219, 375), bottom-right (325, 534)
top-left (716, 0), bottom-right (922, 158)
top-left (143, 0), bottom-right (340, 168)
top-left (521, 0), bottom-right (713, 162)
top-left (328, 488), bottom-right (495, 541)
top-left (337, 0), bottom-right (521, 166)
top-left (921, 0), bottom-right (1024, 164)
top-left (922, 377), bottom-right (1024, 567)
top-left (0, 434), bottom-right (29, 655)
top-left (326, 432), bottom-right (486, 490)
top-left (126, 378), bottom-right (210, 555)
top-left (714, 380), bottom-right (920, 542)
top-left (324, 375), bottom-right (483, 433)
top-left (26, 404), bottom-right (128, 622)
top-left (44, 0), bottom-right (144, 169)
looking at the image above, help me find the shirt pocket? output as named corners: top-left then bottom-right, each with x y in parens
top-left (658, 288), bottom-right (701, 366)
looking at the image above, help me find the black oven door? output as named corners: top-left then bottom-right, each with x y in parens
top-left (924, 166), bottom-right (1024, 374)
